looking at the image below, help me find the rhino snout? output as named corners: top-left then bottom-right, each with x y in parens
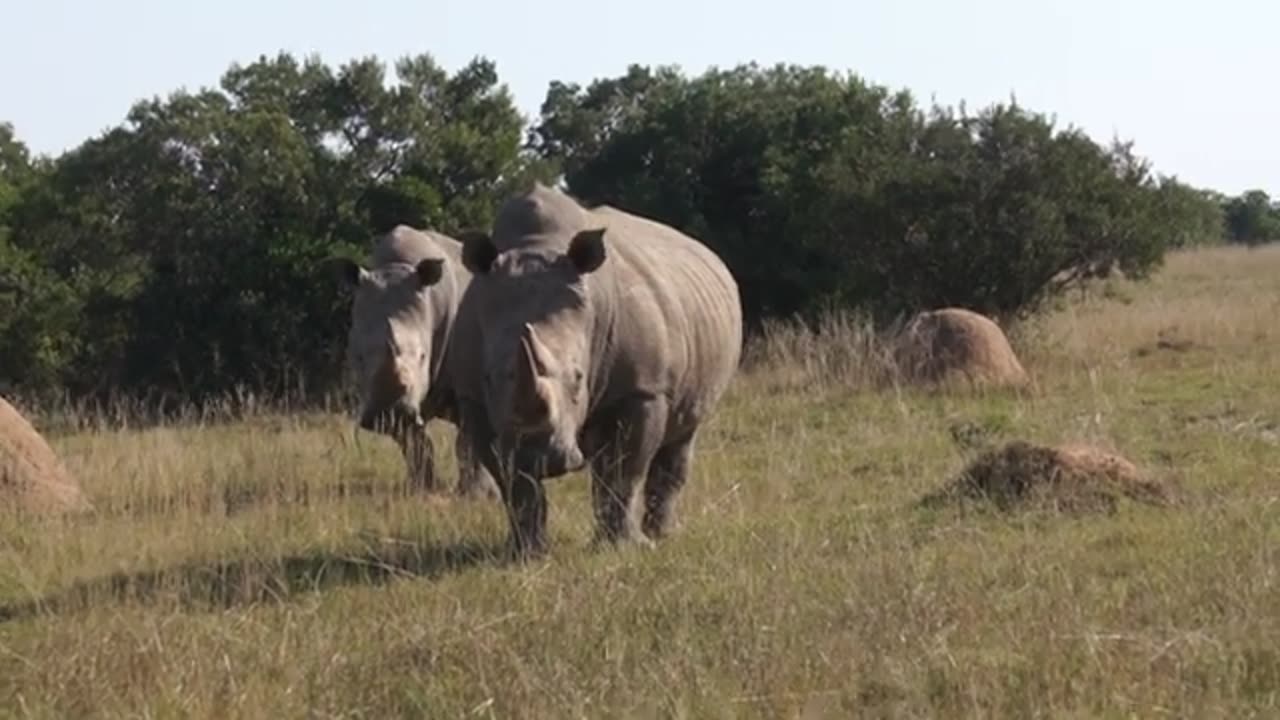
top-left (559, 445), bottom-right (586, 475)
top-left (358, 400), bottom-right (423, 433)
top-left (513, 440), bottom-right (586, 479)
top-left (552, 443), bottom-right (586, 476)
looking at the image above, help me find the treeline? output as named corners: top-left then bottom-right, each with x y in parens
top-left (1222, 190), bottom-right (1280, 246)
top-left (0, 53), bottom-right (1266, 403)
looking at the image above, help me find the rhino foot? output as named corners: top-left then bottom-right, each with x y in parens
top-left (588, 523), bottom-right (656, 552)
top-left (404, 465), bottom-right (446, 495)
top-left (456, 467), bottom-right (501, 502)
top-left (501, 474), bottom-right (549, 560)
top-left (504, 532), bottom-right (549, 563)
top-left (457, 481), bottom-right (500, 502)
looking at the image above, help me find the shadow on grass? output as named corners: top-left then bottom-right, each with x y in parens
top-left (0, 538), bottom-right (508, 624)
top-left (74, 468), bottom-right (435, 523)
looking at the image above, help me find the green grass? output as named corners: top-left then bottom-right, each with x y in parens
top-left (3, 245), bottom-right (1280, 718)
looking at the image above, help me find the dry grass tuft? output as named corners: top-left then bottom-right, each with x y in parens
top-left (1, 243), bottom-right (1279, 717)
top-left (924, 439), bottom-right (1175, 514)
top-left (740, 306), bottom-right (1034, 396)
top-left (740, 310), bottom-right (896, 392)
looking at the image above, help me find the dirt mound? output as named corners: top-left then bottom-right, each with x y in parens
top-left (922, 440), bottom-right (1171, 513)
top-left (1134, 327), bottom-right (1201, 358)
top-left (891, 307), bottom-right (1029, 389)
top-left (1, 396), bottom-right (91, 516)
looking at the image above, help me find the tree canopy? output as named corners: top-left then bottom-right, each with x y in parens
top-left (0, 54), bottom-right (1253, 404)
top-left (2, 53), bottom-right (549, 402)
top-left (531, 63), bottom-right (1231, 324)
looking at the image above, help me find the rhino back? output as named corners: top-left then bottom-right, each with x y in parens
top-left (489, 186), bottom-right (742, 430)
top-left (372, 225), bottom-right (440, 264)
top-left (584, 204), bottom-right (743, 429)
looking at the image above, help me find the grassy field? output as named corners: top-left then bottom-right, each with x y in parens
top-left (3, 244), bottom-right (1279, 718)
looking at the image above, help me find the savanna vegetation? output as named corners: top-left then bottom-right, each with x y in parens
top-left (3, 244), bottom-right (1279, 717)
top-left (3, 50), bottom-right (1279, 717)
top-left (1, 52), bottom-right (1268, 405)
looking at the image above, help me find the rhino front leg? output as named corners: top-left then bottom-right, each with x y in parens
top-left (642, 429), bottom-right (697, 541)
top-left (455, 426), bottom-right (500, 500)
top-left (455, 400), bottom-right (543, 558)
top-left (587, 396), bottom-right (668, 547)
top-left (395, 427), bottom-right (439, 494)
top-left (504, 470), bottom-right (549, 559)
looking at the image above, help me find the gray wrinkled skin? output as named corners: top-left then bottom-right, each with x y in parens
top-left (330, 225), bottom-right (498, 499)
top-left (453, 184), bottom-right (743, 557)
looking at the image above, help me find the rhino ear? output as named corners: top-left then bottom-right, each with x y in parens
top-left (327, 257), bottom-right (369, 291)
top-left (567, 228), bottom-right (607, 274)
top-left (415, 258), bottom-right (444, 287)
top-left (460, 230), bottom-right (499, 275)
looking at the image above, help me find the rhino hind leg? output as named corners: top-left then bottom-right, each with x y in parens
top-left (642, 430), bottom-right (697, 540)
top-left (588, 397), bottom-right (668, 548)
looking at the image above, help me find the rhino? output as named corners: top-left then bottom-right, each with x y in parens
top-left (451, 183), bottom-right (743, 557)
top-left (329, 225), bottom-right (499, 499)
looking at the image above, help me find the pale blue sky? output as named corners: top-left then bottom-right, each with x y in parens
top-left (1, 0), bottom-right (1275, 195)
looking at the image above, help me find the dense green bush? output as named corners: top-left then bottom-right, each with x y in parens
top-left (532, 63), bottom-right (1225, 325)
top-left (1224, 190), bottom-right (1280, 246)
top-left (0, 56), bottom-right (1255, 404)
top-left (1, 54), bottom-right (549, 403)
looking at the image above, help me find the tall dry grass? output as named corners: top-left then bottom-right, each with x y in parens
top-left (741, 310), bottom-right (897, 391)
top-left (1, 243), bottom-right (1279, 718)
top-left (744, 243), bottom-right (1280, 390)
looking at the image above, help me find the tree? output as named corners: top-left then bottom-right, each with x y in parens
top-left (1, 124), bottom-right (85, 393)
top-left (0, 54), bottom-right (1239, 404)
top-left (1151, 177), bottom-right (1227, 249)
top-left (1, 52), bottom-right (549, 403)
top-left (532, 63), bottom-right (1182, 325)
top-left (1223, 190), bottom-right (1280, 246)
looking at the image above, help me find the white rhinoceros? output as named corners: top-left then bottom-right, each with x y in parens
top-left (329, 225), bottom-right (499, 499)
top-left (450, 184), bottom-right (743, 557)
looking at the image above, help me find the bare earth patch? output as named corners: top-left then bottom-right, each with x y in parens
top-left (923, 440), bottom-right (1174, 513)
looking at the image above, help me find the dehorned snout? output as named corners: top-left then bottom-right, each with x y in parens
top-left (358, 337), bottom-right (425, 432)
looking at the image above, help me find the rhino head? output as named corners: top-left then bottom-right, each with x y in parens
top-left (460, 227), bottom-right (608, 478)
top-left (330, 255), bottom-right (445, 434)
